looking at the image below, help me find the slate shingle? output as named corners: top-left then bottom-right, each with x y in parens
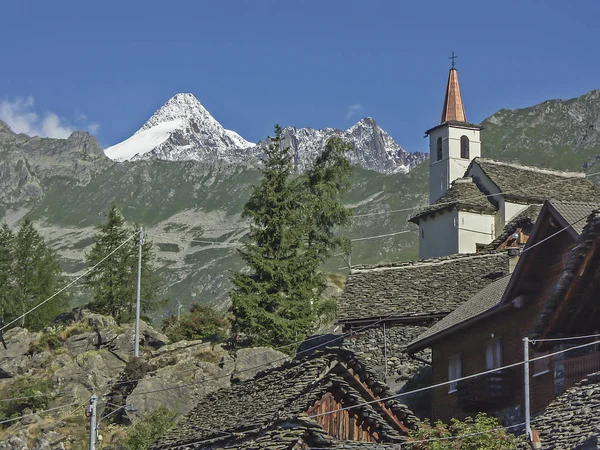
top-left (406, 275), bottom-right (512, 352)
top-left (473, 158), bottom-right (600, 203)
top-left (150, 349), bottom-right (418, 450)
top-left (338, 252), bottom-right (510, 323)
top-left (409, 177), bottom-right (496, 223)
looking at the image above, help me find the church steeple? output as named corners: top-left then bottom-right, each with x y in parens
top-left (441, 66), bottom-right (467, 123)
top-left (426, 55), bottom-right (481, 204)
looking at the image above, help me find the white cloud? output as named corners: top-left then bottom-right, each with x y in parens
top-left (0, 97), bottom-right (99, 139)
top-left (345, 103), bottom-right (363, 121)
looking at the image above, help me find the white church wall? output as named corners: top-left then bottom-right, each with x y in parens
top-left (502, 201), bottom-right (531, 227)
top-left (419, 210), bottom-right (459, 259)
top-left (467, 162), bottom-right (505, 235)
top-left (429, 125), bottom-right (481, 203)
top-left (457, 211), bottom-right (496, 253)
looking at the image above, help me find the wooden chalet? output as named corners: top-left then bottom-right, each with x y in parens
top-left (149, 348), bottom-right (418, 449)
top-left (406, 200), bottom-right (600, 424)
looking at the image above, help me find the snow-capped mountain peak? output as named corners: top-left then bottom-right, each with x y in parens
top-left (105, 94), bottom-right (427, 173)
top-left (105, 93), bottom-right (254, 162)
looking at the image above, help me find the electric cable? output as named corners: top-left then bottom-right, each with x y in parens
top-left (0, 232), bottom-right (138, 333)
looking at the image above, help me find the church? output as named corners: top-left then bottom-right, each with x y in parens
top-left (336, 61), bottom-right (600, 413)
top-left (408, 63), bottom-right (598, 258)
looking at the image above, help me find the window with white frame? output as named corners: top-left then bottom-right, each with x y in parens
top-left (485, 336), bottom-right (503, 370)
top-left (448, 354), bottom-right (462, 393)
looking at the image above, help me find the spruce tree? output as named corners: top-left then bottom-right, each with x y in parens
top-left (11, 220), bottom-right (69, 330)
top-left (86, 204), bottom-right (162, 323)
top-left (230, 128), bottom-right (352, 349)
top-left (0, 224), bottom-right (15, 321)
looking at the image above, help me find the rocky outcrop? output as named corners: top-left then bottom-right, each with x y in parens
top-left (0, 311), bottom-right (289, 448)
top-left (0, 327), bottom-right (40, 377)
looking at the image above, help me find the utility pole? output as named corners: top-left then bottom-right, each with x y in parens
top-left (134, 226), bottom-right (143, 358)
top-left (523, 337), bottom-right (531, 441)
top-left (88, 394), bottom-right (97, 450)
top-left (177, 300), bottom-right (183, 322)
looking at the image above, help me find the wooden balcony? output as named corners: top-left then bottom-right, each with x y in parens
top-left (456, 369), bottom-right (515, 413)
top-left (565, 351), bottom-right (600, 389)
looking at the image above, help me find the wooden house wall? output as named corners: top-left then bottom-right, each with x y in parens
top-left (307, 392), bottom-right (378, 442)
top-left (430, 229), bottom-right (573, 423)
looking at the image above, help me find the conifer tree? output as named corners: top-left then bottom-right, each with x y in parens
top-left (0, 224), bottom-right (15, 321)
top-left (85, 204), bottom-right (162, 323)
top-left (230, 127), bottom-right (352, 348)
top-left (11, 220), bottom-right (69, 330)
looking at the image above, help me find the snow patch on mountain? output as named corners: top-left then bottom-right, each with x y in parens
top-left (105, 120), bottom-right (184, 161)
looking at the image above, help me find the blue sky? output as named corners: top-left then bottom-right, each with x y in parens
top-left (1, 0), bottom-right (598, 153)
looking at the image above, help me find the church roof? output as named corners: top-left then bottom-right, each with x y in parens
top-left (471, 158), bottom-right (600, 203)
top-left (150, 348), bottom-right (417, 449)
top-left (337, 252), bottom-right (510, 323)
top-left (441, 67), bottom-right (467, 123)
top-left (409, 177), bottom-right (496, 223)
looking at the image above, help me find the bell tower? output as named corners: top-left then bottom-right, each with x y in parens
top-left (426, 55), bottom-right (482, 203)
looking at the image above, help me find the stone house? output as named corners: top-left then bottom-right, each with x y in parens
top-left (338, 251), bottom-right (512, 388)
top-left (150, 348), bottom-right (418, 449)
top-left (406, 200), bottom-right (600, 423)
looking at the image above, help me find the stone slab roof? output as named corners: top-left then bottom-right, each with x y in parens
top-left (407, 275), bottom-right (512, 352)
top-left (338, 252), bottom-right (510, 323)
top-left (529, 372), bottom-right (600, 450)
top-left (150, 349), bottom-right (417, 449)
top-left (409, 177), bottom-right (496, 223)
top-left (472, 158), bottom-right (600, 203)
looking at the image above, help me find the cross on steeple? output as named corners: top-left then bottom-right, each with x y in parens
top-left (449, 51), bottom-right (458, 68)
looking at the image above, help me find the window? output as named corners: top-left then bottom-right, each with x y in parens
top-left (460, 135), bottom-right (470, 159)
top-left (532, 350), bottom-right (551, 376)
top-left (448, 354), bottom-right (462, 393)
top-left (485, 336), bottom-right (503, 370)
top-left (436, 137), bottom-right (443, 161)
top-left (421, 229), bottom-right (424, 238)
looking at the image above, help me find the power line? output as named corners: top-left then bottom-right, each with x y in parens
top-left (0, 401), bottom-right (80, 425)
top-left (0, 232), bottom-right (138, 333)
top-left (307, 338), bottom-right (600, 422)
top-left (114, 314), bottom-right (396, 393)
top-left (350, 169), bottom-right (600, 219)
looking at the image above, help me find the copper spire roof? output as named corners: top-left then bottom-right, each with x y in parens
top-left (441, 67), bottom-right (467, 123)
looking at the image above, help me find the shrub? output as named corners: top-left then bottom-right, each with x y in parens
top-left (162, 303), bottom-right (229, 343)
top-left (28, 332), bottom-right (63, 355)
top-left (406, 413), bottom-right (519, 450)
top-left (0, 378), bottom-right (54, 421)
top-left (122, 407), bottom-right (178, 450)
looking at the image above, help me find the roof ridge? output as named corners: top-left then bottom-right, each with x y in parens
top-left (475, 157), bottom-right (586, 178)
top-left (352, 251), bottom-right (506, 273)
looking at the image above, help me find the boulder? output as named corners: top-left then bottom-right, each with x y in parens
top-left (127, 340), bottom-right (230, 417)
top-left (0, 327), bottom-right (39, 377)
top-left (53, 349), bottom-right (126, 395)
top-left (230, 347), bottom-right (288, 382)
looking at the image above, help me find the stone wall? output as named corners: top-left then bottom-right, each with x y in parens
top-left (342, 322), bottom-right (430, 385)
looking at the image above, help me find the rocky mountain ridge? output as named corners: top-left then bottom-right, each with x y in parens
top-left (104, 93), bottom-right (427, 174)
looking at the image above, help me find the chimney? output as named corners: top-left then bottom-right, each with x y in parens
top-left (507, 247), bottom-right (520, 274)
